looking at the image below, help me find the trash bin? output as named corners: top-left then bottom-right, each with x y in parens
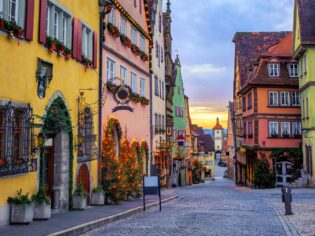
top-left (52, 189), bottom-right (60, 209)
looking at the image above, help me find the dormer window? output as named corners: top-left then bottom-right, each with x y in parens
top-left (289, 64), bottom-right (298, 77)
top-left (269, 63), bottom-right (279, 77)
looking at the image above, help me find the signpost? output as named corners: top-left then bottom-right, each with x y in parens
top-left (143, 176), bottom-right (161, 212)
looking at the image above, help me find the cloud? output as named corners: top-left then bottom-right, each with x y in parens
top-left (182, 64), bottom-right (227, 78)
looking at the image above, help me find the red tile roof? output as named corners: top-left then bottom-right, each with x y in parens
top-left (213, 118), bottom-right (223, 130)
top-left (233, 32), bottom-right (290, 87)
top-left (296, 0), bottom-right (315, 44)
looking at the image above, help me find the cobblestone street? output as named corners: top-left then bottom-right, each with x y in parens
top-left (83, 163), bottom-right (315, 236)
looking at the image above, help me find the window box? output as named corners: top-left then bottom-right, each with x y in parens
top-left (282, 134), bottom-right (290, 139)
top-left (131, 43), bottom-right (140, 56)
top-left (139, 51), bottom-right (149, 61)
top-left (270, 133), bottom-right (279, 138)
top-left (107, 22), bottom-right (120, 38)
top-left (119, 34), bottom-right (131, 48)
top-left (45, 36), bottom-right (72, 59)
top-left (247, 134), bottom-right (253, 139)
top-left (0, 18), bottom-right (23, 38)
top-left (81, 55), bottom-right (93, 71)
top-left (293, 134), bottom-right (302, 139)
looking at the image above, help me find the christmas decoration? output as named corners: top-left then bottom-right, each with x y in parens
top-left (101, 117), bottom-right (123, 203)
top-left (120, 34), bottom-right (131, 48)
top-left (140, 141), bottom-right (149, 175)
top-left (107, 22), bottom-right (120, 38)
top-left (139, 51), bottom-right (149, 61)
top-left (131, 43), bottom-right (140, 56)
top-left (45, 36), bottom-right (72, 60)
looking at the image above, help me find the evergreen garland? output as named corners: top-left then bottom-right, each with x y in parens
top-left (140, 141), bottom-right (149, 175)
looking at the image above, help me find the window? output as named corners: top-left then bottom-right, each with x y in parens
top-left (120, 66), bottom-right (127, 84)
top-left (280, 92), bottom-right (290, 106)
top-left (158, 13), bottom-right (162, 33)
top-left (161, 82), bottom-right (164, 100)
top-left (303, 99), bottom-right (305, 118)
top-left (268, 91), bottom-right (278, 106)
top-left (289, 64), bottom-right (298, 77)
top-left (178, 86), bottom-right (180, 95)
top-left (280, 122), bottom-right (290, 137)
top-left (269, 122), bottom-right (279, 137)
top-left (140, 34), bottom-right (145, 51)
top-left (139, 0), bottom-right (142, 14)
top-left (292, 122), bottom-right (301, 136)
top-left (292, 92), bottom-right (300, 106)
top-left (46, 3), bottom-right (72, 48)
top-left (82, 24), bottom-right (93, 60)
top-left (107, 7), bottom-right (116, 25)
top-left (134, 0), bottom-right (137, 7)
top-left (131, 72), bottom-right (137, 93)
top-left (131, 26), bottom-right (137, 45)
top-left (1, 0), bottom-right (26, 28)
top-left (0, 0), bottom-right (3, 18)
top-left (306, 97), bottom-right (309, 118)
top-left (159, 79), bottom-right (161, 98)
top-left (106, 58), bottom-right (116, 81)
top-left (269, 63), bottom-right (279, 77)
top-left (154, 76), bottom-right (159, 96)
top-left (248, 121), bottom-right (253, 137)
top-left (140, 78), bottom-right (145, 97)
top-left (247, 93), bottom-right (252, 109)
top-left (161, 47), bottom-right (164, 63)
top-left (158, 45), bottom-right (160, 67)
top-left (120, 14), bottom-right (127, 35)
top-left (242, 97), bottom-right (246, 112)
top-left (0, 109), bottom-right (4, 159)
top-left (9, 0), bottom-right (18, 22)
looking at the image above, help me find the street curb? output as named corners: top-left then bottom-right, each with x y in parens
top-left (47, 195), bottom-right (178, 236)
top-left (272, 205), bottom-right (300, 236)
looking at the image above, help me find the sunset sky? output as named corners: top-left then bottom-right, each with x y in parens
top-left (167, 0), bottom-right (294, 129)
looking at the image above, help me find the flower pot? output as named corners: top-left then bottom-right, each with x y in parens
top-left (91, 192), bottom-right (104, 206)
top-left (73, 195), bottom-right (87, 210)
top-left (33, 202), bottom-right (51, 220)
top-left (10, 203), bottom-right (33, 224)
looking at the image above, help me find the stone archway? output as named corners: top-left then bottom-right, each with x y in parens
top-left (40, 96), bottom-right (73, 211)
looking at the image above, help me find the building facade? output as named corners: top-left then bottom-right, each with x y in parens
top-left (172, 55), bottom-right (186, 187)
top-left (239, 33), bottom-right (302, 187)
top-left (185, 95), bottom-right (193, 185)
top-left (102, 0), bottom-right (151, 175)
top-left (150, 0), bottom-right (167, 186)
top-left (0, 0), bottom-right (100, 224)
top-left (232, 31), bottom-right (289, 185)
top-left (292, 0), bottom-right (315, 187)
top-left (226, 101), bottom-right (236, 179)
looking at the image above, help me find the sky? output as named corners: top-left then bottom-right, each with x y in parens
top-left (166, 0), bottom-right (294, 129)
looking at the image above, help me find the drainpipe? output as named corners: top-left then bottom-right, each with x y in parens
top-left (149, 73), bottom-right (153, 177)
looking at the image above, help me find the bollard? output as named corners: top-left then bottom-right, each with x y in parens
top-left (281, 186), bottom-right (293, 215)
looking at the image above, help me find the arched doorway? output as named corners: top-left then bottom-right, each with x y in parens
top-left (76, 163), bottom-right (90, 203)
top-left (41, 97), bottom-right (73, 212)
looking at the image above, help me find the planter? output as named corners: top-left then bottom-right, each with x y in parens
top-left (33, 202), bottom-right (51, 220)
top-left (91, 192), bottom-right (104, 206)
top-left (10, 203), bottom-right (33, 224)
top-left (73, 195), bottom-right (87, 210)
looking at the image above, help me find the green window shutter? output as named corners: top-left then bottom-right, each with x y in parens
top-left (66, 16), bottom-right (72, 49)
top-left (3, 0), bottom-right (9, 20)
top-left (18, 0), bottom-right (26, 28)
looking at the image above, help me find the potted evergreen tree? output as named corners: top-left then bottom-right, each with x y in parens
top-left (32, 186), bottom-right (51, 220)
top-left (91, 185), bottom-right (105, 206)
top-left (73, 184), bottom-right (87, 210)
top-left (7, 189), bottom-right (33, 224)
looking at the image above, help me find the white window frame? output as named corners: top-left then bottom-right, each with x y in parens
top-left (280, 91), bottom-right (290, 106)
top-left (289, 64), bottom-right (298, 77)
top-left (269, 63), bottom-right (279, 77)
top-left (107, 7), bottom-right (116, 25)
top-left (140, 78), bottom-right (145, 97)
top-left (154, 76), bottom-right (159, 96)
top-left (120, 65), bottom-right (127, 84)
top-left (82, 24), bottom-right (93, 60)
top-left (106, 58), bottom-right (116, 82)
top-left (268, 91), bottom-right (278, 106)
top-left (131, 72), bottom-right (137, 93)
top-left (131, 26), bottom-right (137, 45)
top-left (292, 122), bottom-right (301, 136)
top-left (62, 15), bottom-right (67, 45)
top-left (281, 122), bottom-right (290, 137)
top-left (120, 14), bottom-right (127, 35)
top-left (53, 9), bottom-right (59, 39)
top-left (46, 5), bottom-right (51, 36)
top-left (269, 122), bottom-right (279, 137)
top-left (0, 0), bottom-right (4, 18)
top-left (291, 92), bottom-right (300, 106)
top-left (140, 34), bottom-right (145, 51)
top-left (9, 0), bottom-right (18, 22)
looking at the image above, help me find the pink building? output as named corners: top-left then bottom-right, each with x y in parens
top-left (102, 1), bottom-right (151, 173)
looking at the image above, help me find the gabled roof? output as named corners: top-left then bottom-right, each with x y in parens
top-left (199, 135), bottom-right (215, 152)
top-left (213, 118), bottom-right (223, 130)
top-left (296, 0), bottom-right (315, 44)
top-left (264, 33), bottom-right (293, 57)
top-left (233, 32), bottom-right (290, 87)
top-left (191, 125), bottom-right (204, 136)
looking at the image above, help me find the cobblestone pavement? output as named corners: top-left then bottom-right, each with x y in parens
top-left (83, 164), bottom-right (294, 236)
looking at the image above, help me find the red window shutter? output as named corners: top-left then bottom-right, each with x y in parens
top-left (25, 0), bottom-right (35, 41)
top-left (38, 0), bottom-right (48, 43)
top-left (93, 31), bottom-right (98, 69)
top-left (77, 20), bottom-right (82, 62)
top-left (72, 18), bottom-right (78, 59)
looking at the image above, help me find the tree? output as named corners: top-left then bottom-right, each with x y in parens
top-left (253, 160), bottom-right (275, 189)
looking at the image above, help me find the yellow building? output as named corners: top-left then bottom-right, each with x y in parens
top-left (0, 0), bottom-right (100, 224)
top-left (293, 0), bottom-right (315, 186)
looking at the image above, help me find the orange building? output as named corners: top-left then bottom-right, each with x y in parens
top-left (238, 33), bottom-right (302, 187)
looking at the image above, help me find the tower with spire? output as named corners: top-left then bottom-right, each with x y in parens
top-left (213, 117), bottom-right (224, 157)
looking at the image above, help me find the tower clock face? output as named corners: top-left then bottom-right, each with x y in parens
top-left (215, 137), bottom-right (221, 140)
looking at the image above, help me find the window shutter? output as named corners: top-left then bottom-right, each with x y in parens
top-left (77, 20), bottom-right (82, 61)
top-left (25, 0), bottom-right (35, 41)
top-left (39, 0), bottom-right (47, 43)
top-left (72, 18), bottom-right (78, 59)
top-left (93, 31), bottom-right (98, 69)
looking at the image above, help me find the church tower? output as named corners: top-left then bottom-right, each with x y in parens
top-left (213, 117), bottom-right (224, 159)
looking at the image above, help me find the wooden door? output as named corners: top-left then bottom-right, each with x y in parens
top-left (76, 164), bottom-right (90, 203)
top-left (44, 147), bottom-right (54, 197)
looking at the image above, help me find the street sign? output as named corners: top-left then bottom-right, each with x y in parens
top-left (143, 176), bottom-right (161, 211)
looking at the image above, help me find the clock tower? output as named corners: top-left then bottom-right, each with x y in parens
top-left (213, 117), bottom-right (224, 159)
